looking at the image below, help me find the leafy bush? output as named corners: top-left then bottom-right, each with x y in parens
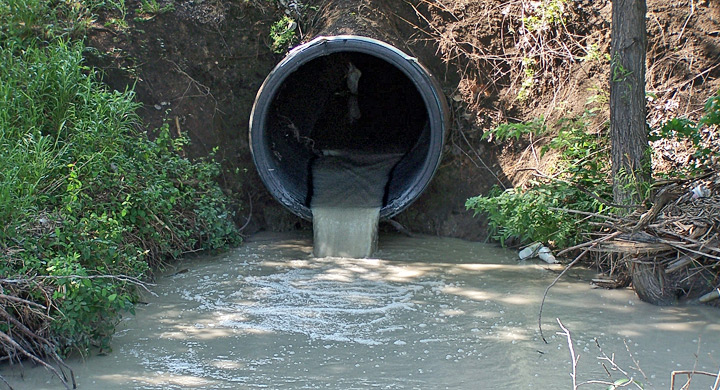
top-left (0, 38), bottom-right (240, 356)
top-left (468, 91), bottom-right (720, 249)
top-left (466, 184), bottom-right (585, 248)
top-left (482, 116), bottom-right (546, 142)
top-left (269, 15), bottom-right (298, 53)
top-left (467, 112), bottom-right (611, 248)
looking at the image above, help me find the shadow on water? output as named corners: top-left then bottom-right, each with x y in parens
top-left (2, 232), bottom-right (719, 389)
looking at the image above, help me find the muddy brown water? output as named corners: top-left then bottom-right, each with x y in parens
top-left (3, 232), bottom-right (719, 389)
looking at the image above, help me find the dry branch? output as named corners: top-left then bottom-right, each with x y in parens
top-left (0, 331), bottom-right (75, 389)
top-left (0, 272), bottom-right (152, 389)
top-left (575, 171), bottom-right (720, 304)
top-left (556, 319), bottom-right (579, 390)
top-left (670, 369), bottom-right (720, 390)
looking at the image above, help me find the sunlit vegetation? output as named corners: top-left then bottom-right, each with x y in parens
top-left (467, 92), bottom-right (719, 250)
top-left (0, 0), bottom-right (240, 376)
top-left (467, 112), bottom-right (612, 248)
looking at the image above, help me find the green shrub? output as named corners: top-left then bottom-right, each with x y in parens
top-left (0, 39), bottom-right (240, 355)
top-left (466, 184), bottom-right (584, 248)
top-left (269, 15), bottom-right (297, 53)
top-left (468, 91), bottom-right (720, 249)
top-left (482, 116), bottom-right (546, 142)
top-left (467, 112), bottom-right (611, 248)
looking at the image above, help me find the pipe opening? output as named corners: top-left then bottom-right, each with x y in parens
top-left (269, 52), bottom-right (426, 155)
top-left (250, 36), bottom-right (448, 221)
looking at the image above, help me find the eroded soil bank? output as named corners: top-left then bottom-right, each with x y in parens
top-left (84, 0), bottom-right (720, 239)
top-left (3, 232), bottom-right (718, 389)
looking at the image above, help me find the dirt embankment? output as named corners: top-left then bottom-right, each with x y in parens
top-left (87, 0), bottom-right (720, 240)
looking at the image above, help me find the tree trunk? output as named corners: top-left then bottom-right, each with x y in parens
top-left (610, 0), bottom-right (666, 305)
top-left (610, 0), bottom-right (649, 207)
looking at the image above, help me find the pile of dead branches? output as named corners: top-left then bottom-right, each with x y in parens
top-left (579, 171), bottom-right (720, 305)
top-left (0, 275), bottom-right (76, 389)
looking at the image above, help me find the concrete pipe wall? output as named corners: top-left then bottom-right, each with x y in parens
top-left (249, 35), bottom-right (449, 220)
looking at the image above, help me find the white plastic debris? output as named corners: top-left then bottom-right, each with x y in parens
top-left (519, 242), bottom-right (557, 264)
top-left (699, 288), bottom-right (720, 303)
top-left (691, 185), bottom-right (711, 199)
top-left (537, 246), bottom-right (557, 264)
top-left (518, 242), bottom-right (542, 260)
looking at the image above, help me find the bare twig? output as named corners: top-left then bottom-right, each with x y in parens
top-left (539, 247), bottom-right (590, 343)
top-left (557, 231), bottom-right (623, 257)
top-left (676, 0), bottom-right (694, 45)
top-left (238, 190), bottom-right (253, 233)
top-left (598, 349), bottom-right (628, 376)
top-left (0, 294), bottom-right (47, 310)
top-left (670, 370), bottom-right (720, 390)
top-left (0, 374), bottom-right (14, 390)
top-left (623, 339), bottom-right (650, 385)
top-left (658, 240), bottom-right (720, 261)
top-left (556, 319), bottom-right (579, 390)
top-left (538, 229), bottom-right (625, 342)
top-left (455, 116), bottom-right (507, 189)
top-left (673, 335), bottom-right (704, 390)
top-left (0, 332), bottom-right (74, 390)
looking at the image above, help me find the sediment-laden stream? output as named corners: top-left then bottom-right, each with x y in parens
top-left (3, 232), bottom-right (719, 389)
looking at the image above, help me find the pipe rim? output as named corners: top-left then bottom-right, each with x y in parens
top-left (250, 35), bottom-right (448, 220)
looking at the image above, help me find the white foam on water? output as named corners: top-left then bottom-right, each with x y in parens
top-left (175, 262), bottom-right (428, 345)
top-left (219, 268), bottom-right (423, 344)
top-left (10, 234), bottom-right (720, 390)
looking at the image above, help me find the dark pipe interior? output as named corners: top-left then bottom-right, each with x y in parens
top-left (265, 52), bottom-right (429, 210)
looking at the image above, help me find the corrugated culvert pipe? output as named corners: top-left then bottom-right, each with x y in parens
top-left (249, 35), bottom-right (449, 222)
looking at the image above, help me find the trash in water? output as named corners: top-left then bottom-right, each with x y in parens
top-left (699, 288), bottom-right (720, 303)
top-left (519, 242), bottom-right (557, 264)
